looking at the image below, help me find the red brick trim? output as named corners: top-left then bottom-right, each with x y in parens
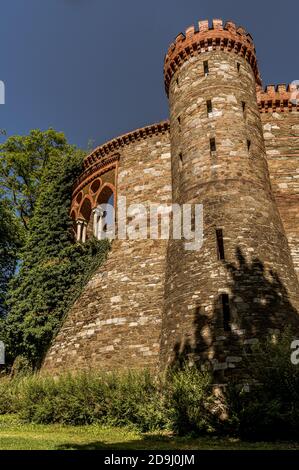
top-left (83, 120), bottom-right (170, 170)
top-left (75, 154), bottom-right (120, 193)
top-left (72, 120), bottom-right (170, 206)
top-left (72, 160), bottom-right (118, 202)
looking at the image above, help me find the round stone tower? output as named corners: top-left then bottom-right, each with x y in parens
top-left (160, 19), bottom-right (299, 375)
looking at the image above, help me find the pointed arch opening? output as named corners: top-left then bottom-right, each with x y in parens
top-left (93, 185), bottom-right (115, 240)
top-left (75, 198), bottom-right (92, 243)
top-left (79, 198), bottom-right (92, 222)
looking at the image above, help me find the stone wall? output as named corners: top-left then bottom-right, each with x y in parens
top-left (259, 88), bottom-right (299, 278)
top-left (42, 124), bottom-right (172, 373)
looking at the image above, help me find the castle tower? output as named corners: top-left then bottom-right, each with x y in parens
top-left (160, 19), bottom-right (299, 374)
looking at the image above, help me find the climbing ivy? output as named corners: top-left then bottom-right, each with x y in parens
top-left (0, 197), bottom-right (22, 317)
top-left (0, 146), bottom-right (109, 370)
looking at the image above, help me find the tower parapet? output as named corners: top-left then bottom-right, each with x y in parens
top-left (164, 19), bottom-right (261, 95)
top-left (257, 84), bottom-right (299, 112)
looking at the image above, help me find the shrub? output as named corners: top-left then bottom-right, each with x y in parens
top-left (165, 365), bottom-right (218, 436)
top-left (2, 334), bottom-right (298, 441)
top-left (7, 370), bottom-right (169, 431)
top-left (102, 371), bottom-right (169, 432)
top-left (225, 329), bottom-right (299, 440)
top-left (0, 377), bottom-right (19, 415)
top-left (0, 367), bottom-right (216, 434)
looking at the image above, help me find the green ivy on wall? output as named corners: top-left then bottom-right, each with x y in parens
top-left (0, 144), bottom-right (109, 370)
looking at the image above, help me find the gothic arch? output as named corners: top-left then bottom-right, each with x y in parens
top-left (75, 191), bottom-right (83, 206)
top-left (70, 209), bottom-right (77, 220)
top-left (95, 183), bottom-right (115, 208)
top-left (79, 197), bottom-right (92, 222)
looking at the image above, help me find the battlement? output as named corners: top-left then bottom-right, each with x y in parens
top-left (257, 84), bottom-right (299, 113)
top-left (164, 18), bottom-right (261, 95)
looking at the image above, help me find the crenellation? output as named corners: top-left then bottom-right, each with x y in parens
top-left (185, 25), bottom-right (195, 37)
top-left (199, 20), bottom-right (209, 32)
top-left (224, 21), bottom-right (236, 33)
top-left (212, 19), bottom-right (223, 30)
top-left (258, 83), bottom-right (299, 113)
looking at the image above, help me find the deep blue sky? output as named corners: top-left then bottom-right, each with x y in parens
top-left (0, 0), bottom-right (298, 150)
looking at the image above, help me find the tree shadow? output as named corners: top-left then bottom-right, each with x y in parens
top-left (54, 434), bottom-right (252, 450)
top-left (171, 246), bottom-right (299, 380)
top-left (54, 434), bottom-right (198, 451)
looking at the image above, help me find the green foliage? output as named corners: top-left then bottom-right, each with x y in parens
top-left (225, 330), bottom-right (299, 440)
top-left (1, 335), bottom-right (299, 440)
top-left (0, 367), bottom-right (218, 434)
top-left (0, 376), bottom-right (21, 415)
top-left (0, 129), bottom-right (75, 230)
top-left (0, 143), bottom-right (109, 369)
top-left (165, 365), bottom-right (218, 436)
top-left (0, 197), bottom-right (22, 316)
top-left (0, 370), bottom-right (170, 432)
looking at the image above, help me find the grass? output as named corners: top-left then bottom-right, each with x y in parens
top-left (0, 415), bottom-right (299, 450)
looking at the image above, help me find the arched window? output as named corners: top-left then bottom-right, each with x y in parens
top-left (97, 186), bottom-right (114, 207)
top-left (93, 186), bottom-right (115, 240)
top-left (70, 210), bottom-right (76, 220)
top-left (75, 198), bottom-right (92, 243)
top-left (75, 192), bottom-right (83, 205)
top-left (80, 198), bottom-right (92, 221)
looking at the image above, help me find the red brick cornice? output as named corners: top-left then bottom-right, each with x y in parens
top-left (73, 153), bottom-right (120, 199)
top-left (72, 120), bottom-right (170, 197)
top-left (83, 120), bottom-right (170, 170)
top-left (257, 84), bottom-right (299, 113)
top-left (164, 18), bottom-right (261, 95)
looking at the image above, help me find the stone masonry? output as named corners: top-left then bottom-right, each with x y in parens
top-left (42, 19), bottom-right (299, 376)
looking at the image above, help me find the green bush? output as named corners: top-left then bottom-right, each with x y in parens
top-left (0, 377), bottom-right (19, 415)
top-left (2, 334), bottom-right (298, 440)
top-left (0, 367), bottom-right (216, 434)
top-left (98, 371), bottom-right (168, 432)
top-left (225, 330), bottom-right (299, 440)
top-left (165, 365), bottom-right (218, 436)
top-left (0, 370), bottom-right (169, 431)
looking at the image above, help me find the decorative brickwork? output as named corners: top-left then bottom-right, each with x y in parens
top-left (257, 84), bottom-right (299, 113)
top-left (42, 18), bottom-right (299, 377)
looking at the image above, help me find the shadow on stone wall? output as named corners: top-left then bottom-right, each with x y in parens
top-left (172, 247), bottom-right (299, 377)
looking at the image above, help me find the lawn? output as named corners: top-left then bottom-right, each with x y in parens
top-left (0, 415), bottom-right (298, 450)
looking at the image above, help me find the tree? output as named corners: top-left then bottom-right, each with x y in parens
top-left (0, 196), bottom-right (22, 317)
top-left (0, 129), bottom-right (75, 230)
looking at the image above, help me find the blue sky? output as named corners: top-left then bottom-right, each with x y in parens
top-left (0, 0), bottom-right (298, 149)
